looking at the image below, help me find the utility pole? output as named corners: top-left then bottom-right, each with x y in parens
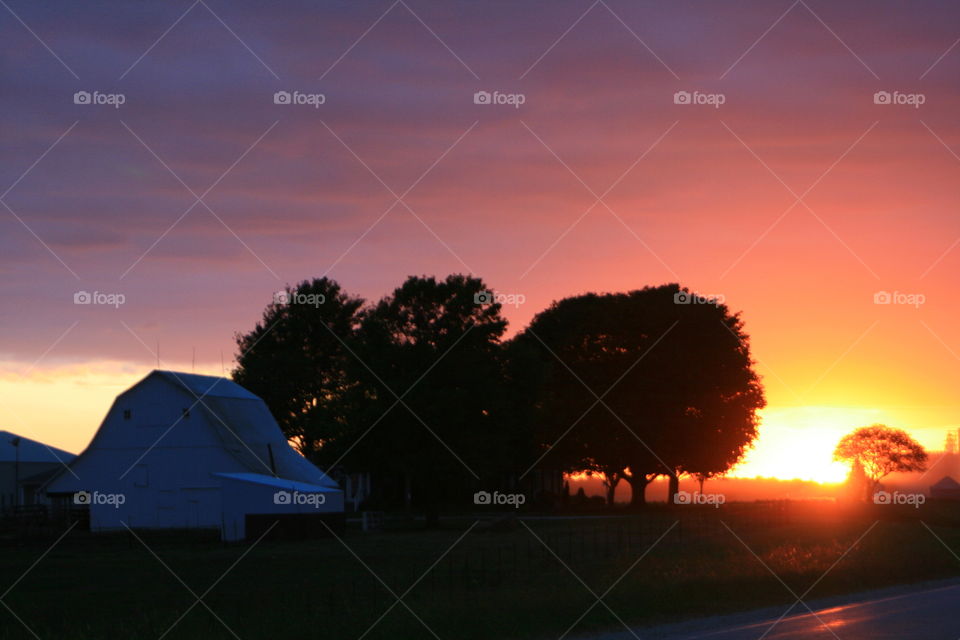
top-left (11, 436), bottom-right (20, 508)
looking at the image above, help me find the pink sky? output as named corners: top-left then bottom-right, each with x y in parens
top-left (2, 0), bottom-right (960, 477)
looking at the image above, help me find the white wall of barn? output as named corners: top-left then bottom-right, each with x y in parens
top-left (52, 377), bottom-right (248, 531)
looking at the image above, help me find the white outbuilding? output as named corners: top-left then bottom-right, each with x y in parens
top-left (0, 431), bottom-right (75, 510)
top-left (45, 370), bottom-right (343, 540)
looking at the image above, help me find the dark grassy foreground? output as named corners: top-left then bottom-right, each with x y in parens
top-left (1, 502), bottom-right (959, 639)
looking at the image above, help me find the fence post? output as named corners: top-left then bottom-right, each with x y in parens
top-left (480, 547), bottom-right (486, 587)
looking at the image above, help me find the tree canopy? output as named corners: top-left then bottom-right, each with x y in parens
top-left (233, 277), bottom-right (365, 459)
top-left (353, 274), bottom-right (511, 513)
top-left (834, 424), bottom-right (928, 500)
top-left (510, 283), bottom-right (765, 505)
top-left (234, 278), bottom-right (765, 513)
top-left (234, 274), bottom-right (515, 516)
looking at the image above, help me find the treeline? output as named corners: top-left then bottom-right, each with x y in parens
top-left (233, 275), bottom-right (765, 514)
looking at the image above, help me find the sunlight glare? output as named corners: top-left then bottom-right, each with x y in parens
top-left (730, 406), bottom-right (891, 483)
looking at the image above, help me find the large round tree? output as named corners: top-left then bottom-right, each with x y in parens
top-left (511, 283), bottom-right (765, 506)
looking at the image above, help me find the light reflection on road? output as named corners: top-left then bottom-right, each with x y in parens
top-left (651, 584), bottom-right (960, 640)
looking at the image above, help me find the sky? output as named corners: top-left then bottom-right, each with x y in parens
top-left (2, 0), bottom-right (960, 481)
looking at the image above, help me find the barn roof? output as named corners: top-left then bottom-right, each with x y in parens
top-left (137, 370), bottom-right (336, 487)
top-left (149, 370), bottom-right (260, 401)
top-left (196, 390), bottom-right (337, 487)
top-left (0, 431), bottom-right (75, 464)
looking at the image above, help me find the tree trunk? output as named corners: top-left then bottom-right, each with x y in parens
top-left (605, 480), bottom-right (618, 507)
top-left (625, 474), bottom-right (651, 507)
top-left (666, 470), bottom-right (680, 505)
top-left (602, 470), bottom-right (621, 507)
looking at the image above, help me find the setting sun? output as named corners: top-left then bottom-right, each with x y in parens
top-left (730, 406), bottom-right (893, 483)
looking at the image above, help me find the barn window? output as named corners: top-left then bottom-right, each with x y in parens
top-left (182, 408), bottom-right (190, 419)
top-left (123, 409), bottom-right (131, 420)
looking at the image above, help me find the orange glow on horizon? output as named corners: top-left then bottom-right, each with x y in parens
top-left (731, 406), bottom-right (894, 483)
top-left (570, 405), bottom-right (942, 486)
top-left (1, 363), bottom-right (951, 488)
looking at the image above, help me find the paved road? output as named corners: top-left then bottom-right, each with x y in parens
top-left (588, 581), bottom-right (960, 640)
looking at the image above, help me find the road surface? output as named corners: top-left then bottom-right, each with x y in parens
top-left (587, 580), bottom-right (960, 639)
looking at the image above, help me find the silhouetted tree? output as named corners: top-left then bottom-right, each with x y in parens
top-left (507, 293), bottom-right (641, 502)
top-left (599, 468), bottom-right (623, 506)
top-left (234, 274), bottom-right (523, 519)
top-left (233, 278), bottom-right (365, 459)
top-left (513, 284), bottom-right (765, 506)
top-left (834, 424), bottom-right (928, 501)
top-left (356, 274), bottom-right (509, 524)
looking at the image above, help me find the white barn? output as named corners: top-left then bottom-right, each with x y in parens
top-left (45, 370), bottom-right (343, 540)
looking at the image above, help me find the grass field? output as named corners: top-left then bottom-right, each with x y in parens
top-left (1, 502), bottom-right (959, 639)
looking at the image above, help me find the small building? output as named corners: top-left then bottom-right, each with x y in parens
top-left (930, 475), bottom-right (960, 501)
top-left (45, 370), bottom-right (343, 540)
top-left (0, 431), bottom-right (75, 511)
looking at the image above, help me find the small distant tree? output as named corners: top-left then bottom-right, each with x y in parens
top-left (833, 424), bottom-right (928, 501)
top-left (693, 471), bottom-right (717, 495)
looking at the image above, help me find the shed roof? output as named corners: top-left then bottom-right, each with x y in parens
top-left (214, 472), bottom-right (342, 493)
top-left (0, 431), bottom-right (75, 464)
top-left (931, 475), bottom-right (960, 490)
